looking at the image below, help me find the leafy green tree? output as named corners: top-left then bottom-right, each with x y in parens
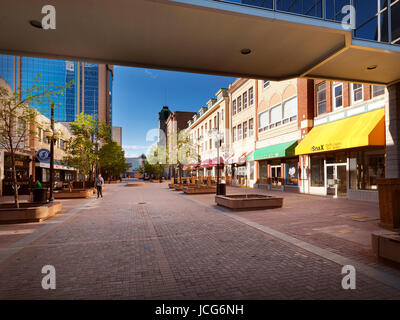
top-left (64, 113), bottom-right (110, 187)
top-left (0, 75), bottom-right (72, 208)
top-left (167, 129), bottom-right (200, 182)
top-left (98, 140), bottom-right (129, 181)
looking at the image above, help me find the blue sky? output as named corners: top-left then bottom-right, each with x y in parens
top-left (112, 66), bottom-right (235, 158)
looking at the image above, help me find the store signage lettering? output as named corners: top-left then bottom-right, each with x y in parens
top-left (312, 145), bottom-right (325, 152)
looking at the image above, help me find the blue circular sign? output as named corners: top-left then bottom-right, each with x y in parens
top-left (37, 149), bottom-right (51, 161)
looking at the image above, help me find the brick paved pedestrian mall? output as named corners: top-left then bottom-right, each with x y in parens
top-left (0, 0), bottom-right (400, 300)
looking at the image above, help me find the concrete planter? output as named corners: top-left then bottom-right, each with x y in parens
top-left (126, 183), bottom-right (146, 187)
top-left (174, 184), bottom-right (185, 191)
top-left (377, 178), bottom-right (400, 230)
top-left (54, 189), bottom-right (93, 199)
top-left (372, 230), bottom-right (400, 264)
top-left (0, 202), bottom-right (62, 224)
top-left (105, 180), bottom-right (121, 184)
top-left (215, 194), bottom-right (283, 210)
top-left (183, 186), bottom-right (216, 194)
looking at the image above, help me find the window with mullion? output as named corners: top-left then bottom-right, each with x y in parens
top-left (332, 82), bottom-right (343, 110)
top-left (351, 83), bottom-right (363, 104)
top-left (316, 82), bottom-right (327, 116)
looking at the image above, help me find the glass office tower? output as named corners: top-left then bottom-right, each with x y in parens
top-left (0, 55), bottom-right (113, 124)
top-left (241, 0), bottom-right (400, 45)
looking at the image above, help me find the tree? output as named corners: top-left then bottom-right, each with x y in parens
top-left (98, 140), bottom-right (129, 181)
top-left (0, 75), bottom-right (72, 208)
top-left (64, 113), bottom-right (110, 187)
top-left (166, 129), bottom-right (200, 182)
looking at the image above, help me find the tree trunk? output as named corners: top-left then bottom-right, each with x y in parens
top-left (11, 152), bottom-right (19, 209)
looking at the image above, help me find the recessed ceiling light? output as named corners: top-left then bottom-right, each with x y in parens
top-left (240, 48), bottom-right (252, 55)
top-left (367, 65), bottom-right (377, 70)
top-left (29, 20), bottom-right (43, 29)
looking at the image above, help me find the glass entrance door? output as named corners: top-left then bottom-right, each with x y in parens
top-left (326, 164), bottom-right (347, 197)
top-left (270, 165), bottom-right (282, 188)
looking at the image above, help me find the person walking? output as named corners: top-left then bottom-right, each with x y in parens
top-left (95, 173), bottom-right (104, 199)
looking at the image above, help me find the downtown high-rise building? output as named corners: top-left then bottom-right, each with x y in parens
top-left (0, 55), bottom-right (113, 125)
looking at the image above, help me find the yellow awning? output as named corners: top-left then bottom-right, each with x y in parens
top-left (295, 108), bottom-right (385, 155)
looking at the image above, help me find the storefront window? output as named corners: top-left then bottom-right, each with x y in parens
top-left (350, 150), bottom-right (385, 190)
top-left (259, 160), bottom-right (268, 184)
top-left (285, 159), bottom-right (298, 185)
top-left (249, 162), bottom-right (254, 180)
top-left (310, 155), bottom-right (324, 187)
top-left (326, 152), bottom-right (346, 164)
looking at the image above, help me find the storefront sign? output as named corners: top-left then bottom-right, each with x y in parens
top-left (37, 149), bottom-right (50, 161)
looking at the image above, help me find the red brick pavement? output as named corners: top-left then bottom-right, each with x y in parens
top-left (0, 182), bottom-right (399, 299)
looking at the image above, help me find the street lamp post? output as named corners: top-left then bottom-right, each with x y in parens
top-left (209, 128), bottom-right (224, 195)
top-left (45, 103), bottom-right (59, 202)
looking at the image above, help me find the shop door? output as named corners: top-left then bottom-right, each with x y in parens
top-left (270, 165), bottom-right (282, 188)
top-left (326, 164), bottom-right (347, 197)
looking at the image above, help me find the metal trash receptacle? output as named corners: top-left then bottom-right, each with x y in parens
top-left (217, 183), bottom-right (226, 196)
top-left (33, 188), bottom-right (47, 203)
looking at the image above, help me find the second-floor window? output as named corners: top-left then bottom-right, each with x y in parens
top-left (243, 121), bottom-right (248, 139)
top-left (249, 87), bottom-right (254, 105)
top-left (332, 82), bottom-right (343, 110)
top-left (237, 96), bottom-right (242, 112)
top-left (249, 118), bottom-right (254, 136)
top-left (233, 126), bottom-right (237, 142)
top-left (238, 124), bottom-right (242, 140)
top-left (258, 111), bottom-right (269, 132)
top-left (316, 82), bottom-right (327, 115)
top-left (243, 92), bottom-right (248, 109)
top-left (372, 85), bottom-right (385, 97)
top-left (269, 104), bottom-right (282, 129)
top-left (283, 97), bottom-right (297, 124)
top-left (351, 83), bottom-right (363, 104)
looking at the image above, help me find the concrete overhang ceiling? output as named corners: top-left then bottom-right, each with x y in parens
top-left (1, 0), bottom-right (399, 85)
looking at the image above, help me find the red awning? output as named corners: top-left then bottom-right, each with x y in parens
top-left (200, 159), bottom-right (212, 168)
top-left (211, 157), bottom-right (224, 166)
top-left (238, 152), bottom-right (248, 164)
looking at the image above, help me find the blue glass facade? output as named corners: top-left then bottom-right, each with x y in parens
top-left (240, 0), bottom-right (400, 45)
top-left (83, 63), bottom-right (99, 120)
top-left (21, 57), bottom-right (77, 121)
top-left (0, 55), bottom-right (14, 90)
top-left (0, 54), bottom-right (113, 123)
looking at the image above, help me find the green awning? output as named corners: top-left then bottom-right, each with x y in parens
top-left (253, 140), bottom-right (298, 161)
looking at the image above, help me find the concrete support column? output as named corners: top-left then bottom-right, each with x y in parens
top-left (385, 83), bottom-right (400, 178)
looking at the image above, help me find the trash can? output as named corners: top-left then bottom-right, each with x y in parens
top-left (33, 188), bottom-right (48, 203)
top-left (217, 183), bottom-right (226, 196)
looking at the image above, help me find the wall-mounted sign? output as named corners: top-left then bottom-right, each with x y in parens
top-left (36, 149), bottom-right (50, 162)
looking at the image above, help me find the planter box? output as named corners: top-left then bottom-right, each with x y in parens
top-left (174, 184), bottom-right (185, 191)
top-left (372, 230), bottom-right (400, 264)
top-left (215, 194), bottom-right (283, 210)
top-left (377, 178), bottom-right (400, 230)
top-left (105, 180), bottom-right (121, 184)
top-left (168, 183), bottom-right (175, 189)
top-left (183, 186), bottom-right (216, 194)
top-left (0, 202), bottom-right (62, 224)
top-left (54, 189), bottom-right (93, 199)
top-left (126, 183), bottom-right (146, 187)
